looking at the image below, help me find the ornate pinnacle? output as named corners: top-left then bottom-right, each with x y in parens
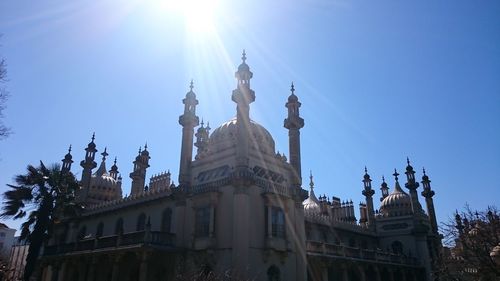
top-left (393, 169), bottom-right (399, 181)
top-left (242, 49), bottom-right (246, 63)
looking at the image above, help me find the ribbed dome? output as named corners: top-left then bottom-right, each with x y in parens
top-left (303, 192), bottom-right (320, 213)
top-left (303, 173), bottom-right (321, 213)
top-left (379, 182), bottom-right (413, 217)
top-left (88, 158), bottom-right (122, 202)
top-left (91, 173), bottom-right (119, 189)
top-left (208, 118), bottom-right (276, 155)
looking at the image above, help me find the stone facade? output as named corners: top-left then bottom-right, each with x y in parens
top-left (37, 52), bottom-right (441, 281)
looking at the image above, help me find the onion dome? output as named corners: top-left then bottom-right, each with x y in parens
top-left (303, 172), bottom-right (320, 213)
top-left (208, 117), bottom-right (276, 155)
top-left (141, 143), bottom-right (150, 157)
top-left (87, 133), bottom-right (97, 149)
top-left (89, 148), bottom-right (122, 202)
top-left (186, 80), bottom-right (196, 99)
top-left (288, 82), bottom-right (299, 102)
top-left (235, 50), bottom-right (253, 82)
top-left (379, 169), bottom-right (413, 217)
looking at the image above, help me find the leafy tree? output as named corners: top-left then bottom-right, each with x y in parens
top-left (0, 162), bottom-right (80, 281)
top-left (439, 205), bottom-right (500, 281)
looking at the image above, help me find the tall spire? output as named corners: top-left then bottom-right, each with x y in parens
top-left (95, 147), bottom-right (108, 177)
top-left (405, 158), bottom-right (424, 214)
top-left (109, 157), bottom-right (119, 180)
top-left (80, 133), bottom-right (98, 190)
top-left (61, 145), bottom-right (73, 173)
top-left (195, 118), bottom-right (210, 160)
top-left (130, 144), bottom-right (151, 195)
top-left (178, 80), bottom-right (199, 186)
top-left (421, 168), bottom-right (438, 234)
top-left (362, 167), bottom-right (375, 229)
top-left (232, 51), bottom-right (255, 170)
top-left (235, 49), bottom-right (253, 87)
top-left (308, 171), bottom-right (318, 201)
top-left (380, 175), bottom-right (389, 201)
top-left (284, 82), bottom-right (304, 187)
top-left (393, 169), bottom-right (403, 192)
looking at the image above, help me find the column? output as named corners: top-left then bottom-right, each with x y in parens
top-left (267, 205), bottom-right (273, 238)
top-left (321, 266), bottom-right (328, 281)
top-left (374, 267), bottom-right (382, 281)
top-left (78, 261), bottom-right (86, 281)
top-left (86, 258), bottom-right (96, 281)
top-left (341, 264), bottom-right (348, 281)
top-left (111, 254), bottom-right (122, 281)
top-left (358, 266), bottom-right (366, 281)
top-left (139, 252), bottom-right (150, 281)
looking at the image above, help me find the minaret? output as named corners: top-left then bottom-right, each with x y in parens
top-left (130, 145), bottom-right (150, 195)
top-left (421, 168), bottom-right (438, 234)
top-left (380, 176), bottom-right (389, 201)
top-left (284, 82), bottom-right (305, 187)
top-left (194, 120), bottom-right (210, 160)
top-left (404, 158), bottom-right (424, 215)
top-left (109, 157), bottom-right (119, 180)
top-left (231, 50), bottom-right (255, 170)
top-left (178, 81), bottom-right (199, 186)
top-left (362, 167), bottom-right (376, 229)
top-left (80, 133), bottom-right (98, 189)
top-left (61, 145), bottom-right (73, 173)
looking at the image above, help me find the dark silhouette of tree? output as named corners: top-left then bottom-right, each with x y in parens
top-left (0, 37), bottom-right (9, 139)
top-left (438, 205), bottom-right (500, 281)
top-left (0, 162), bottom-right (81, 281)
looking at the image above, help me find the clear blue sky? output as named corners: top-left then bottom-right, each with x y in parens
top-left (0, 0), bottom-right (499, 233)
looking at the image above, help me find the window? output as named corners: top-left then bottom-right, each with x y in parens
top-left (195, 207), bottom-right (211, 237)
top-left (161, 208), bottom-right (172, 233)
top-left (96, 222), bottom-right (104, 238)
top-left (136, 213), bottom-right (146, 231)
top-left (115, 218), bottom-right (124, 235)
top-left (271, 207), bottom-right (285, 238)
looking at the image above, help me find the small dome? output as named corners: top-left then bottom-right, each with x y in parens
top-left (303, 193), bottom-right (320, 213)
top-left (91, 173), bottom-right (119, 189)
top-left (288, 93), bottom-right (298, 103)
top-left (303, 173), bottom-right (321, 213)
top-left (208, 118), bottom-right (276, 155)
top-left (88, 158), bottom-right (122, 203)
top-left (379, 183), bottom-right (412, 217)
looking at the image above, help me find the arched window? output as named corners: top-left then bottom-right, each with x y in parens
top-left (161, 208), bottom-right (172, 233)
top-left (267, 265), bottom-right (280, 281)
top-left (115, 218), bottom-right (124, 235)
top-left (136, 213), bottom-right (146, 231)
top-left (391, 240), bottom-right (404, 255)
top-left (96, 222), bottom-right (104, 238)
top-left (78, 226), bottom-right (86, 240)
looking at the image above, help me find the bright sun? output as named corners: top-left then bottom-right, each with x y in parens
top-left (155, 0), bottom-right (220, 34)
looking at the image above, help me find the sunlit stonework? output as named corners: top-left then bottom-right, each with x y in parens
top-left (38, 52), bottom-right (442, 281)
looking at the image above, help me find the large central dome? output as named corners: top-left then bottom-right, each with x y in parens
top-left (208, 118), bottom-right (276, 155)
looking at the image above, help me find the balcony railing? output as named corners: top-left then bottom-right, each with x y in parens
top-left (43, 231), bottom-right (175, 256)
top-left (306, 241), bottom-right (419, 266)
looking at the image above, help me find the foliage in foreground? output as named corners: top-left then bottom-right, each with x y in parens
top-left (438, 205), bottom-right (500, 281)
top-left (0, 162), bottom-right (80, 281)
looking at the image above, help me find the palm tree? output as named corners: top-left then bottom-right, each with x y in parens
top-left (0, 161), bottom-right (80, 281)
